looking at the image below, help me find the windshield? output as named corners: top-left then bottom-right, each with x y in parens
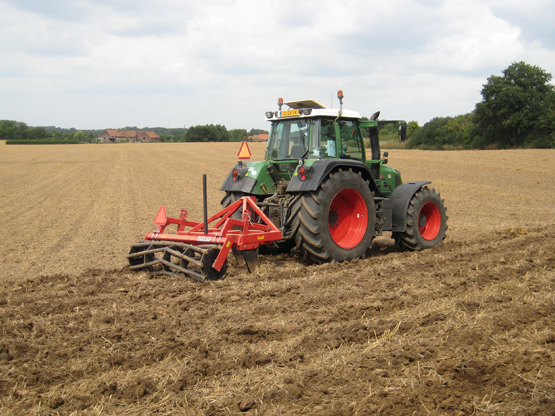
top-left (267, 119), bottom-right (311, 160)
top-left (267, 118), bottom-right (340, 160)
top-left (266, 117), bottom-right (364, 161)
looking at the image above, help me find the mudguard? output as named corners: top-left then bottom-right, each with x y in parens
top-left (220, 166), bottom-right (258, 194)
top-left (389, 181), bottom-right (431, 232)
top-left (286, 159), bottom-right (380, 194)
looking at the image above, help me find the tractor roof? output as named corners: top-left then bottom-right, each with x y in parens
top-left (266, 99), bottom-right (362, 121)
top-left (284, 99), bottom-right (327, 109)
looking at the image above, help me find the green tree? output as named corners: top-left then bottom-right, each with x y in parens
top-left (407, 114), bottom-right (474, 149)
top-left (185, 125), bottom-right (229, 142)
top-left (0, 120), bottom-right (28, 140)
top-left (473, 61), bottom-right (555, 148)
top-left (214, 124), bottom-right (229, 141)
top-left (73, 131), bottom-right (88, 142)
top-left (229, 129), bottom-right (248, 142)
top-left (407, 121), bottom-right (420, 139)
top-left (376, 123), bottom-right (402, 143)
top-left (29, 127), bottom-right (51, 140)
top-left (248, 128), bottom-right (268, 136)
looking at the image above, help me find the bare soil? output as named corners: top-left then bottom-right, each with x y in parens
top-left (1, 142), bottom-right (554, 415)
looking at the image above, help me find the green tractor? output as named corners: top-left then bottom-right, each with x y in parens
top-left (128, 91), bottom-right (448, 280)
top-left (220, 91), bottom-right (448, 262)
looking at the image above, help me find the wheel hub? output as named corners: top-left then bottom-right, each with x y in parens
top-left (328, 188), bottom-right (368, 249)
top-left (419, 202), bottom-right (441, 241)
top-left (329, 208), bottom-right (339, 228)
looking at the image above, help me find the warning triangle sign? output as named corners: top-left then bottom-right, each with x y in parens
top-left (237, 141), bottom-right (252, 159)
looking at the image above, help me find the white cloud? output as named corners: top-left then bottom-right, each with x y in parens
top-left (0, 0), bottom-right (554, 129)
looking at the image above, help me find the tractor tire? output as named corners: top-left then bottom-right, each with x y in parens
top-left (392, 186), bottom-right (448, 251)
top-left (290, 168), bottom-right (375, 262)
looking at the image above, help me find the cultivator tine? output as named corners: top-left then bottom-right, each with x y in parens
top-left (233, 247), bottom-right (260, 273)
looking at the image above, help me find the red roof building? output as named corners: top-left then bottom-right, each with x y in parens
top-left (249, 134), bottom-right (269, 142)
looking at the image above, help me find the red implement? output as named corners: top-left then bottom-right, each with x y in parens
top-left (127, 197), bottom-right (282, 281)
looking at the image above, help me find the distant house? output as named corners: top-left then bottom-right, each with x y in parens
top-left (249, 134), bottom-right (269, 142)
top-left (136, 131), bottom-right (160, 142)
top-left (99, 130), bottom-right (136, 142)
top-left (98, 130), bottom-right (160, 143)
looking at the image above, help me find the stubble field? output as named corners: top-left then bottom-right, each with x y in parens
top-left (0, 142), bottom-right (554, 415)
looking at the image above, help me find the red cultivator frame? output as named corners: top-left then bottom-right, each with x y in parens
top-left (127, 196), bottom-right (282, 281)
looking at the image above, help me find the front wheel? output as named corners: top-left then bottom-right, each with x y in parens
top-left (290, 168), bottom-right (375, 262)
top-left (393, 186), bottom-right (448, 251)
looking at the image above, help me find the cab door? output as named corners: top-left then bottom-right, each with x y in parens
top-left (336, 119), bottom-right (365, 161)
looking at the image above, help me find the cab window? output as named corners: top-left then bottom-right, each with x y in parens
top-left (269, 119), bottom-right (310, 159)
top-left (309, 118), bottom-right (336, 158)
top-left (338, 119), bottom-right (363, 160)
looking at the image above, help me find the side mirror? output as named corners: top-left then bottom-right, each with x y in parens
top-left (399, 124), bottom-right (407, 142)
top-left (383, 151), bottom-right (388, 165)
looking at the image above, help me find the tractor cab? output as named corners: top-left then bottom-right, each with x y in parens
top-left (222, 91), bottom-right (404, 197)
top-left (265, 98), bottom-right (366, 162)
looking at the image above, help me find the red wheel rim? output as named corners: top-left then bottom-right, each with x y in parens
top-left (328, 188), bottom-right (368, 249)
top-left (419, 202), bottom-right (441, 240)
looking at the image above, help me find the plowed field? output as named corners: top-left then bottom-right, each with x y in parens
top-left (1, 142), bottom-right (554, 415)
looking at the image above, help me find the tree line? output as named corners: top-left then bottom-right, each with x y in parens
top-left (0, 121), bottom-right (100, 144)
top-left (157, 126), bottom-right (264, 143)
top-left (0, 121), bottom-right (267, 144)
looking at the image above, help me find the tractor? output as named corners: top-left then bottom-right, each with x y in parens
top-left (127, 91), bottom-right (447, 281)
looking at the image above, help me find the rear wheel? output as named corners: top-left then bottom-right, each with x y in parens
top-left (393, 186), bottom-right (448, 251)
top-left (290, 168), bottom-right (375, 262)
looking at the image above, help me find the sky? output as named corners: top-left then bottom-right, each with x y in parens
top-left (1, 0), bottom-right (554, 131)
